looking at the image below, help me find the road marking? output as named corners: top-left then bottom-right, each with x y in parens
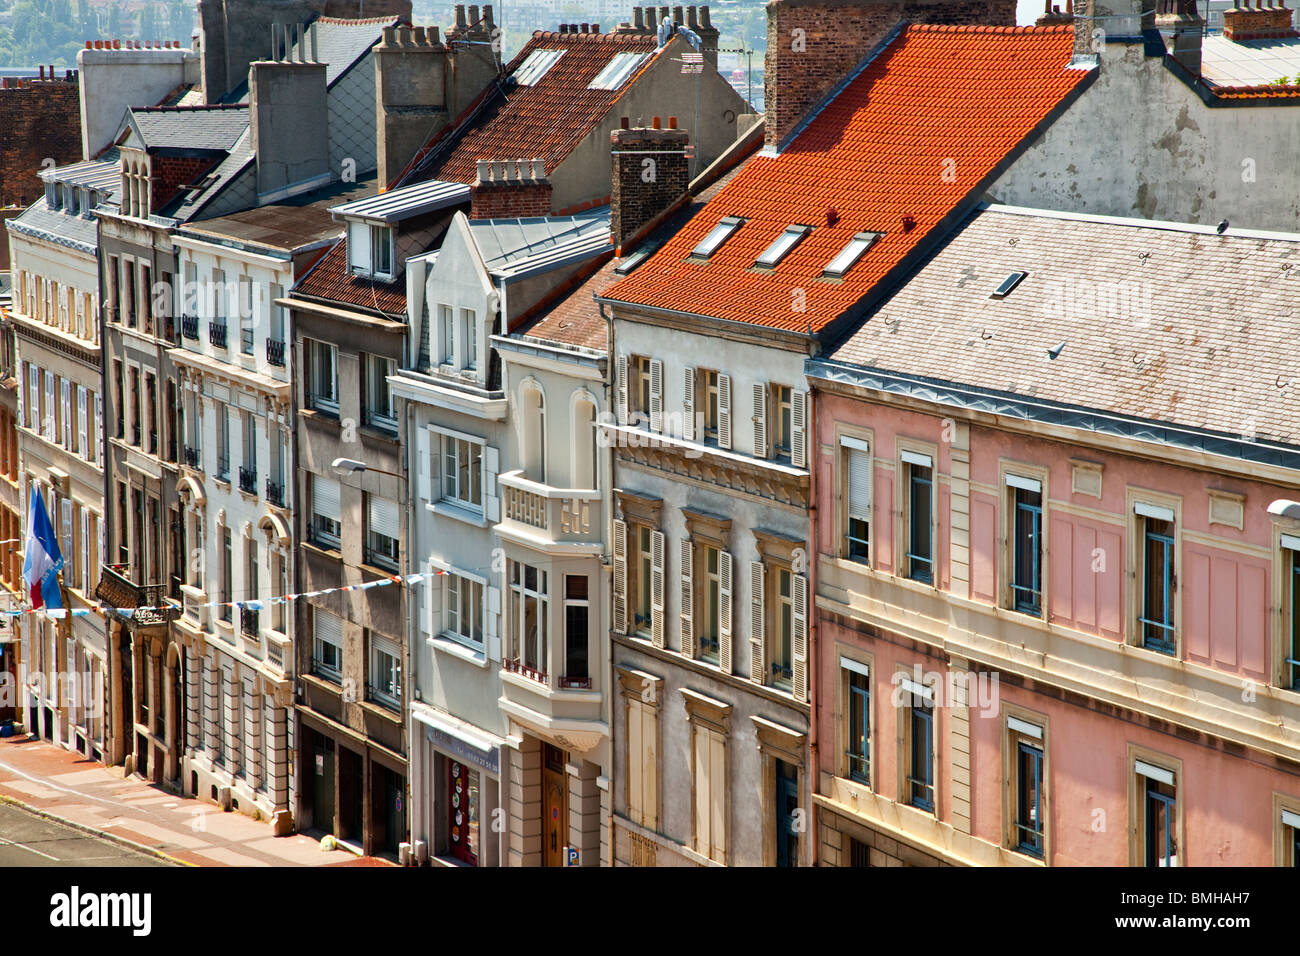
top-left (0, 836), bottom-right (60, 861)
top-left (0, 759), bottom-right (131, 810)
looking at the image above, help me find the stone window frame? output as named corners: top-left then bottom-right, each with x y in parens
top-left (1126, 743), bottom-right (1185, 868)
top-left (894, 436), bottom-right (940, 587)
top-left (997, 459), bottom-right (1050, 621)
top-left (1272, 791), bottom-right (1300, 866)
top-left (752, 527), bottom-right (806, 693)
top-left (1000, 702), bottom-right (1050, 864)
top-left (1125, 486), bottom-right (1183, 657)
top-left (681, 687), bottom-right (732, 865)
top-left (751, 714), bottom-right (807, 868)
top-left (834, 642), bottom-right (875, 789)
top-left (833, 421), bottom-right (876, 565)
top-left (614, 491), bottom-right (663, 642)
top-left (1273, 517), bottom-right (1300, 691)
top-left (894, 664), bottom-right (940, 816)
top-left (616, 665), bottom-right (663, 831)
top-left (682, 507), bottom-right (733, 668)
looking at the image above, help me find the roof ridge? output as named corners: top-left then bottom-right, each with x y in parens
top-left (314, 15), bottom-right (403, 25)
top-left (134, 103), bottom-right (248, 112)
top-left (906, 23), bottom-right (1073, 34)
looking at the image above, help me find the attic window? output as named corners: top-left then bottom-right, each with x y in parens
top-left (614, 247), bottom-right (652, 275)
top-left (755, 225), bottom-right (812, 268)
top-left (990, 271), bottom-right (1028, 299)
top-left (514, 49), bottom-right (566, 85)
top-left (823, 232), bottom-right (880, 277)
top-left (690, 216), bottom-right (743, 259)
top-left (589, 52), bottom-right (653, 90)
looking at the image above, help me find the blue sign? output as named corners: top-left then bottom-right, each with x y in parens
top-left (425, 723), bottom-right (499, 775)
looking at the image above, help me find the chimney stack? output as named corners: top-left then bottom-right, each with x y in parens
top-left (609, 119), bottom-right (690, 251)
top-left (470, 159), bottom-right (553, 219)
top-left (1223, 0), bottom-right (1296, 41)
top-left (1154, 0), bottom-right (1207, 75)
top-left (249, 54), bottom-right (330, 203)
top-left (375, 24), bottom-right (450, 186)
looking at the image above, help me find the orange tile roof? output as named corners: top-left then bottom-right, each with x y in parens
top-left (399, 30), bottom-right (661, 187)
top-left (293, 240), bottom-right (408, 317)
top-left (602, 24), bottom-right (1092, 334)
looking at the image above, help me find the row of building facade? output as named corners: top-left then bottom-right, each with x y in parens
top-left (4, 0), bottom-right (1300, 867)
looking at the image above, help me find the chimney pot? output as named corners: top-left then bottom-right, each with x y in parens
top-left (581, 22), bottom-right (590, 32)
top-left (532, 158), bottom-right (545, 179)
top-left (476, 159), bottom-right (491, 182)
top-left (652, 116), bottom-right (661, 129)
top-left (429, 26), bottom-right (441, 44)
top-left (688, 6), bottom-right (699, 28)
top-left (469, 5), bottom-right (480, 26)
top-left (701, 5), bottom-right (712, 28)
top-left (39, 66), bottom-right (44, 80)
top-left (634, 8), bottom-right (644, 28)
top-left (593, 23), bottom-right (601, 32)
top-left (621, 116), bottom-right (630, 129)
top-left (673, 6), bottom-right (684, 26)
top-left (456, 5), bottom-right (467, 29)
top-left (668, 116), bottom-right (677, 129)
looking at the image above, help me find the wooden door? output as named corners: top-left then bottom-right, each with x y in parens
top-left (542, 744), bottom-right (568, 867)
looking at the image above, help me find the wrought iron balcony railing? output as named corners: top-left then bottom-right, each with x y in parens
top-left (266, 337), bottom-right (286, 367)
top-left (209, 318), bottom-right (227, 350)
top-left (238, 466), bottom-right (258, 495)
top-left (181, 314), bottom-right (199, 341)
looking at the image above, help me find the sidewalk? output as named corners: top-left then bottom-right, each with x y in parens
top-left (0, 735), bottom-right (396, 867)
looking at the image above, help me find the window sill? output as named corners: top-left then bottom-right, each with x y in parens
top-left (360, 560), bottom-right (401, 579)
top-left (299, 406), bottom-right (340, 425)
top-left (362, 420), bottom-right (400, 443)
top-left (425, 500), bottom-right (488, 528)
top-left (302, 539), bottom-right (342, 561)
top-left (429, 634), bottom-right (489, 668)
top-left (360, 697), bottom-right (402, 722)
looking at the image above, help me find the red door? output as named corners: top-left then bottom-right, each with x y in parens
top-left (448, 761), bottom-right (478, 865)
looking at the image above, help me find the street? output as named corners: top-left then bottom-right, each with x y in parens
top-left (0, 802), bottom-right (171, 867)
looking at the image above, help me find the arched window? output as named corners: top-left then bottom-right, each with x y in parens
top-left (521, 382), bottom-right (546, 482)
top-left (572, 393), bottom-right (597, 490)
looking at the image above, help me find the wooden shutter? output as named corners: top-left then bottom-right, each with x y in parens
top-left (651, 530), bottom-right (665, 649)
top-left (15, 362), bottom-right (22, 426)
top-left (717, 373), bottom-right (732, 449)
top-left (616, 354), bottom-right (629, 425)
top-left (682, 367), bottom-right (695, 441)
top-left (693, 725), bottom-right (710, 855)
top-left (628, 698), bottom-right (645, 826)
top-left (612, 519), bottom-right (628, 634)
top-left (93, 393), bottom-right (102, 463)
top-left (77, 387), bottom-right (88, 457)
top-left (28, 364), bottom-right (38, 431)
top-left (485, 445), bottom-right (500, 522)
top-left (679, 538), bottom-right (695, 658)
top-left (749, 561), bottom-right (766, 682)
top-left (62, 380), bottom-right (71, 448)
top-left (44, 370), bottom-right (53, 439)
top-left (718, 550), bottom-right (733, 673)
top-left (848, 444), bottom-right (873, 521)
top-left (793, 572), bottom-right (809, 702)
top-left (752, 382), bottom-right (768, 459)
top-left (649, 358), bottom-right (663, 433)
top-left (791, 389), bottom-right (808, 468)
top-left (416, 427), bottom-right (431, 502)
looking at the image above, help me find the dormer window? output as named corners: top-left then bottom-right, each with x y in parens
top-left (45, 183), bottom-right (59, 210)
top-left (349, 222), bottom-right (395, 280)
top-left (823, 232), bottom-right (881, 278)
top-left (690, 216), bottom-right (743, 260)
top-left (755, 224), bottom-right (811, 269)
top-left (64, 186), bottom-right (79, 216)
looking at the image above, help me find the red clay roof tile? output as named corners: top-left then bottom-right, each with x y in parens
top-left (293, 240), bottom-right (408, 316)
top-left (602, 24), bottom-right (1090, 333)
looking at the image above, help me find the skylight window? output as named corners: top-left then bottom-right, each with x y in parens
top-left (514, 48), bottom-right (566, 86)
top-left (690, 216), bottom-right (744, 259)
top-left (614, 247), bottom-right (652, 275)
top-left (755, 224), bottom-right (812, 268)
top-left (589, 52), bottom-right (653, 90)
top-left (823, 232), bottom-right (881, 278)
top-left (990, 271), bottom-right (1029, 299)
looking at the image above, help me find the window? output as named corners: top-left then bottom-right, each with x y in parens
top-left (754, 225), bottom-right (810, 268)
top-left (461, 309), bottom-right (477, 370)
top-left (508, 562), bottom-right (548, 678)
top-left (990, 271), bottom-right (1029, 299)
top-left (363, 353), bottom-right (397, 432)
top-left (775, 759), bottom-right (799, 868)
top-left (239, 276), bottom-right (254, 354)
top-left (823, 232), bottom-right (881, 278)
top-left (347, 222), bottom-right (395, 279)
top-left (272, 553), bottom-right (287, 633)
top-left (563, 575), bottom-right (589, 685)
top-left (843, 437), bottom-right (872, 563)
top-left (1136, 503), bottom-right (1176, 654)
top-left (588, 51), bottom-right (652, 89)
top-left (622, 671), bottom-right (660, 830)
top-left (245, 540), bottom-right (260, 636)
top-left (1286, 536), bottom-right (1300, 690)
top-left (628, 355), bottom-right (652, 425)
top-left (690, 216), bottom-right (743, 259)
top-left (312, 608), bottom-right (343, 681)
top-left (699, 369), bottom-right (720, 444)
top-left (374, 224), bottom-right (393, 276)
top-left (216, 405), bottom-right (230, 479)
top-left (311, 475), bottom-right (342, 548)
top-left (1281, 805), bottom-right (1300, 866)
top-left (219, 527), bottom-right (232, 624)
top-left (634, 525), bottom-right (654, 637)
top-left (771, 567), bottom-right (794, 690)
top-left (439, 304), bottom-right (455, 365)
top-left (1008, 475), bottom-right (1043, 615)
top-left (1136, 760), bottom-right (1178, 867)
top-left (367, 632), bottom-right (401, 709)
top-left (771, 385), bottom-right (793, 460)
top-left (444, 573), bottom-right (485, 650)
top-left (686, 705), bottom-right (728, 864)
top-left (306, 338), bottom-right (338, 413)
top-left (903, 451), bottom-right (934, 584)
top-left (514, 47), bottom-right (565, 85)
top-left (441, 435), bottom-right (483, 510)
top-left (365, 495), bottom-right (399, 570)
top-left (699, 545), bottom-right (722, 665)
top-left (843, 659), bottom-right (870, 785)
top-left (902, 683), bottom-right (934, 812)
top-left (1007, 716), bottom-right (1045, 858)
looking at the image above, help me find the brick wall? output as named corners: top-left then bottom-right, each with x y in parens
top-left (1223, 4), bottom-right (1296, 41)
top-left (765, 0), bottom-right (1017, 149)
top-left (469, 162), bottom-right (554, 219)
top-left (150, 155), bottom-right (220, 211)
top-left (0, 81), bottom-right (82, 207)
top-left (610, 124), bottom-right (690, 251)
top-left (818, 808), bottom-right (952, 867)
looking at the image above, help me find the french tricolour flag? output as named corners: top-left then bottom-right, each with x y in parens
top-left (22, 487), bottom-right (63, 611)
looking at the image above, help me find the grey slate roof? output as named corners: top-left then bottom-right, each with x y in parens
top-left (127, 105), bottom-right (250, 151)
top-left (229, 14), bottom-right (401, 102)
top-left (821, 204), bottom-right (1300, 451)
top-left (330, 179), bottom-right (470, 224)
top-left (7, 199), bottom-right (100, 254)
top-left (40, 157), bottom-right (121, 195)
top-left (467, 207), bottom-right (612, 279)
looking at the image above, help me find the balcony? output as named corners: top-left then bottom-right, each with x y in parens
top-left (183, 445), bottom-right (201, 469)
top-left (499, 654), bottom-right (605, 752)
top-left (94, 564), bottom-right (178, 628)
top-left (496, 470), bottom-right (602, 550)
top-left (238, 466), bottom-right (258, 496)
top-left (181, 314), bottom-right (199, 341)
top-left (266, 478), bottom-right (284, 507)
top-left (266, 337), bottom-right (286, 367)
top-left (209, 318), bottom-right (227, 350)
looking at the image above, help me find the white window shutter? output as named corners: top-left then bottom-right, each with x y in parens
top-left (612, 519), bottom-right (628, 635)
top-left (649, 358), bottom-right (663, 433)
top-left (487, 584), bottom-right (501, 661)
top-left (651, 529), bottom-right (665, 649)
top-left (791, 389), bottom-right (808, 468)
top-left (793, 573), bottom-right (809, 701)
top-left (485, 445), bottom-right (500, 522)
top-left (718, 373), bottom-right (732, 450)
top-left (93, 392), bottom-right (102, 463)
top-left (718, 550), bottom-right (733, 673)
top-left (417, 427), bottom-right (431, 503)
top-left (749, 561), bottom-right (766, 683)
top-left (44, 370), bottom-right (54, 439)
top-left (61, 380), bottom-right (71, 449)
top-left (752, 382), bottom-right (767, 459)
top-left (423, 562), bottom-right (442, 638)
top-left (77, 387), bottom-right (88, 457)
top-left (15, 361), bottom-right (23, 425)
top-left (679, 538), bottom-right (694, 658)
top-left (682, 367), bottom-right (695, 441)
top-left (848, 444), bottom-right (873, 522)
top-left (616, 354), bottom-right (629, 425)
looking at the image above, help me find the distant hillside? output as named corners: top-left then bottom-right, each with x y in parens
top-left (0, 0), bottom-right (196, 69)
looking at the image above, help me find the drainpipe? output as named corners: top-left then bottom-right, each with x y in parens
top-left (807, 384), bottom-right (820, 867)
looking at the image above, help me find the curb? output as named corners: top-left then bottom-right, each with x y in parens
top-left (0, 794), bottom-right (195, 867)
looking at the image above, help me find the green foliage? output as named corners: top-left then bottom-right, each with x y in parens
top-left (0, 0), bottom-right (196, 69)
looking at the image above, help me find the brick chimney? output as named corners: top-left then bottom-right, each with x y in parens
top-left (1223, 0), bottom-right (1296, 41)
top-left (610, 117), bottom-right (689, 252)
top-left (470, 159), bottom-right (553, 219)
top-left (764, 0), bottom-right (1016, 151)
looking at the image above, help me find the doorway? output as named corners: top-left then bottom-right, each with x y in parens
top-left (312, 735), bottom-right (335, 835)
top-left (542, 743), bottom-right (568, 867)
top-left (775, 759), bottom-right (799, 867)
